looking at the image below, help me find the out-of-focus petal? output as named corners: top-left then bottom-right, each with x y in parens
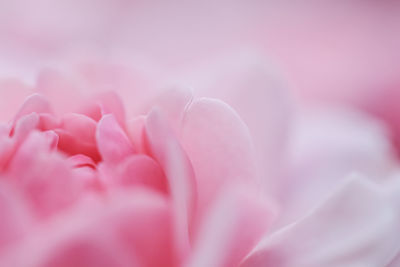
top-left (187, 184), bottom-right (274, 267)
top-left (60, 113), bottom-right (97, 145)
top-left (146, 87), bottom-right (193, 135)
top-left (94, 91), bottom-right (126, 126)
top-left (181, 98), bottom-right (257, 217)
top-left (145, 109), bottom-right (196, 259)
top-left (126, 115), bottom-right (146, 154)
top-left (185, 55), bottom-right (292, 195)
top-left (2, 188), bottom-right (174, 267)
top-left (118, 155), bottom-right (168, 194)
top-left (13, 94), bottom-right (52, 122)
top-left (67, 154), bottom-right (96, 169)
top-left (241, 176), bottom-right (400, 267)
top-left (0, 181), bottom-right (33, 251)
top-left (278, 107), bottom-right (396, 226)
top-left (96, 114), bottom-right (135, 164)
top-left (8, 131), bottom-right (82, 216)
top-left (13, 113), bottom-right (39, 142)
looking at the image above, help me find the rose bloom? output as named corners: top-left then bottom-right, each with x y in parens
top-left (0, 62), bottom-right (399, 267)
top-left (1, 1), bottom-right (400, 267)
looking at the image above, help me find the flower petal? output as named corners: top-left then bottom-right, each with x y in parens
top-left (95, 91), bottom-right (126, 127)
top-left (188, 56), bottom-right (292, 195)
top-left (241, 176), bottom-right (400, 267)
top-left (13, 113), bottom-right (40, 142)
top-left (127, 115), bottom-right (147, 154)
top-left (187, 184), bottom-right (274, 267)
top-left (147, 87), bottom-right (193, 135)
top-left (181, 98), bottom-right (258, 217)
top-left (0, 180), bottom-right (33, 251)
top-left (278, 108), bottom-right (396, 226)
top-left (8, 131), bottom-right (82, 216)
top-left (145, 109), bottom-right (197, 258)
top-left (96, 114), bottom-right (135, 164)
top-left (61, 113), bottom-right (97, 145)
top-left (3, 189), bottom-right (174, 267)
top-left (14, 93), bottom-right (52, 122)
top-left (118, 155), bottom-right (168, 194)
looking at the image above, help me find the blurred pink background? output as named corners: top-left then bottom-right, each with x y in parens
top-left (1, 0), bottom-right (400, 151)
top-left (1, 1), bottom-right (399, 101)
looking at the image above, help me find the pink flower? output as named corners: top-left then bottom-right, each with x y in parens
top-left (0, 66), bottom-right (275, 267)
top-left (1, 1), bottom-right (400, 266)
top-left (0, 61), bottom-right (400, 267)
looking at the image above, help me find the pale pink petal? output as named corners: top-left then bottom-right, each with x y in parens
top-left (126, 115), bottom-right (146, 154)
top-left (71, 167), bottom-right (99, 191)
top-left (387, 253), bottom-right (400, 267)
top-left (0, 128), bottom-right (13, 169)
top-left (42, 130), bottom-right (59, 151)
top-left (187, 184), bottom-right (274, 267)
top-left (278, 108), bottom-right (396, 226)
top-left (94, 91), bottom-right (126, 126)
top-left (0, 181), bottom-right (33, 251)
top-left (13, 94), bottom-right (52, 122)
top-left (186, 56), bottom-right (291, 195)
top-left (8, 131), bottom-right (82, 216)
top-left (359, 86), bottom-right (400, 155)
top-left (37, 113), bottom-right (60, 131)
top-left (79, 91), bottom-right (127, 126)
top-left (96, 114), bottom-right (135, 164)
top-left (3, 188), bottom-right (174, 267)
top-left (67, 154), bottom-right (96, 169)
top-left (13, 113), bottom-right (39, 142)
top-left (181, 98), bottom-right (258, 218)
top-left (145, 108), bottom-right (196, 258)
top-left (241, 176), bottom-right (400, 267)
top-left (67, 155), bottom-right (99, 190)
top-left (146, 87), bottom-right (193, 135)
top-left (55, 129), bottom-right (100, 162)
top-left (118, 154), bottom-right (168, 194)
top-left (60, 113), bottom-right (97, 145)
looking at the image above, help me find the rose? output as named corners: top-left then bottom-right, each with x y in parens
top-left (0, 66), bottom-right (277, 267)
top-left (1, 61), bottom-right (400, 267)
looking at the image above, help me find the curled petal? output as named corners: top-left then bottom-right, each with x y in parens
top-left (181, 98), bottom-right (258, 217)
top-left (61, 113), bottom-right (97, 145)
top-left (13, 113), bottom-right (40, 142)
top-left (0, 181), bottom-right (33, 251)
top-left (190, 57), bottom-right (292, 195)
top-left (146, 87), bottom-right (193, 135)
top-left (68, 154), bottom-right (96, 169)
top-left (96, 114), bottom-right (135, 164)
top-left (187, 184), bottom-right (274, 267)
top-left (127, 116), bottom-right (146, 154)
top-left (38, 113), bottom-right (60, 131)
top-left (8, 131), bottom-right (82, 216)
top-left (14, 94), bottom-right (52, 122)
top-left (145, 109), bottom-right (197, 258)
top-left (56, 113), bottom-right (98, 159)
top-left (118, 155), bottom-right (168, 194)
top-left (3, 189), bottom-right (174, 267)
top-left (241, 176), bottom-right (400, 267)
top-left (95, 91), bottom-right (126, 126)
